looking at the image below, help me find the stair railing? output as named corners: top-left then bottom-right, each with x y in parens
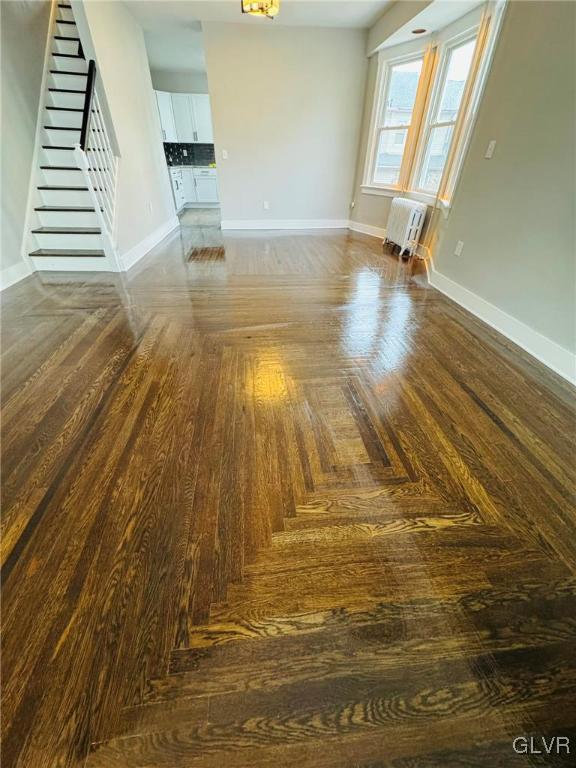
top-left (74, 59), bottom-right (120, 268)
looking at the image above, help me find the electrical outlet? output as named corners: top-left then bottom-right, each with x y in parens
top-left (484, 139), bottom-right (497, 159)
top-left (222, 149), bottom-right (228, 160)
top-left (454, 240), bottom-right (464, 257)
top-left (263, 201), bottom-right (270, 210)
top-left (183, 149), bottom-right (188, 157)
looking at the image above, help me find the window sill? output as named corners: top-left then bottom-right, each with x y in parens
top-left (360, 185), bottom-right (398, 198)
top-left (360, 185), bottom-right (453, 215)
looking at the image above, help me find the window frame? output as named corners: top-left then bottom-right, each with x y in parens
top-left (409, 27), bottom-right (480, 200)
top-left (361, 1), bottom-right (507, 207)
top-left (362, 45), bottom-right (429, 195)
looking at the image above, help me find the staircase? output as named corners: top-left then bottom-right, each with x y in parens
top-left (27, 2), bottom-right (119, 272)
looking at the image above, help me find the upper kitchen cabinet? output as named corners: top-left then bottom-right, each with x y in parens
top-left (190, 95), bottom-right (214, 143)
top-left (170, 93), bottom-right (214, 144)
top-left (171, 94), bottom-right (195, 142)
top-left (155, 91), bottom-right (177, 143)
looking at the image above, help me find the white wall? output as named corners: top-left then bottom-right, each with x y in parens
top-left (431, 0), bottom-right (576, 369)
top-left (1, 0), bottom-right (50, 286)
top-left (202, 23), bottom-right (366, 226)
top-left (349, 54), bottom-right (394, 232)
top-left (77, 1), bottom-right (176, 259)
top-left (150, 69), bottom-right (209, 94)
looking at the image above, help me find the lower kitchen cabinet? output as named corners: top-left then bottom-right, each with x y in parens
top-left (169, 167), bottom-right (219, 209)
top-left (182, 169), bottom-right (197, 203)
top-left (194, 177), bottom-right (219, 203)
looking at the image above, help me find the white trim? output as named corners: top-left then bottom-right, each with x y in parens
top-left (29, 256), bottom-right (114, 272)
top-left (120, 216), bottom-right (180, 271)
top-left (360, 185), bottom-right (397, 197)
top-left (348, 221), bottom-right (387, 239)
top-left (428, 263), bottom-right (576, 385)
top-left (0, 260), bottom-right (34, 291)
top-left (220, 219), bottom-right (349, 231)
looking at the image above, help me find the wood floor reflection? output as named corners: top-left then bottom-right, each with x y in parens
top-left (1, 226), bottom-right (575, 767)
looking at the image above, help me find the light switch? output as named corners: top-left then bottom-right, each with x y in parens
top-left (222, 149), bottom-right (228, 160)
top-left (484, 139), bottom-right (497, 159)
top-left (454, 240), bottom-right (464, 257)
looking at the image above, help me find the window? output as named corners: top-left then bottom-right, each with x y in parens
top-left (362, 2), bottom-right (506, 206)
top-left (370, 57), bottom-right (424, 188)
top-left (414, 37), bottom-right (477, 194)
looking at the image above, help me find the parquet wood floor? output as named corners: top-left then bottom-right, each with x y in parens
top-left (2, 225), bottom-right (575, 767)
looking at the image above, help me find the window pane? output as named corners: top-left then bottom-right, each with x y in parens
top-left (417, 125), bottom-right (454, 192)
top-left (435, 38), bottom-right (476, 122)
top-left (374, 128), bottom-right (408, 185)
top-left (383, 59), bottom-right (423, 127)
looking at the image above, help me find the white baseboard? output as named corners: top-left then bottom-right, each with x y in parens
top-left (221, 219), bottom-right (349, 231)
top-left (1, 259), bottom-right (33, 291)
top-left (348, 221), bottom-right (387, 239)
top-left (120, 216), bottom-right (179, 271)
top-left (428, 264), bottom-right (576, 385)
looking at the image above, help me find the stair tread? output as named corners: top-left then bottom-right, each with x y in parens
top-left (49, 70), bottom-right (87, 76)
top-left (41, 145), bottom-right (76, 150)
top-left (35, 206), bottom-right (96, 212)
top-left (56, 19), bottom-right (76, 24)
top-left (46, 106), bottom-right (83, 112)
top-left (40, 165), bottom-right (80, 170)
top-left (30, 249), bottom-right (105, 257)
top-left (54, 35), bottom-right (80, 41)
top-left (31, 227), bottom-right (101, 234)
top-left (38, 185), bottom-right (102, 191)
top-left (44, 126), bottom-right (80, 131)
top-left (52, 52), bottom-right (84, 58)
top-left (48, 88), bottom-right (86, 93)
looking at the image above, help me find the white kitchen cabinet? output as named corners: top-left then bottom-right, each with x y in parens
top-left (169, 168), bottom-right (186, 211)
top-left (171, 94), bottom-right (195, 143)
top-left (190, 95), bottom-right (214, 143)
top-left (155, 91), bottom-right (177, 143)
top-left (193, 168), bottom-right (219, 203)
top-left (182, 169), bottom-right (197, 202)
top-left (171, 93), bottom-right (214, 144)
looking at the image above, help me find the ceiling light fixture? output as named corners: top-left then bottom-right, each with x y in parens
top-left (412, 28), bottom-right (427, 34)
top-left (241, 0), bottom-right (280, 19)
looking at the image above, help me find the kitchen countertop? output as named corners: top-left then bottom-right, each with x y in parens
top-left (168, 165), bottom-right (217, 170)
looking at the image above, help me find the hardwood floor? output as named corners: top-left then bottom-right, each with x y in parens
top-left (1, 224), bottom-right (575, 767)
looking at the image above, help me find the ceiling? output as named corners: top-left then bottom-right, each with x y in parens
top-left (128, 0), bottom-right (394, 75)
top-left (127, 0), bottom-right (393, 31)
top-left (380, 0), bottom-right (483, 49)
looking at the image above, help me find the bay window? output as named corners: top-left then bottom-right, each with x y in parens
top-left (363, 2), bottom-right (506, 206)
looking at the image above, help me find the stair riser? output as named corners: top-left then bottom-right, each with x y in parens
top-left (36, 211), bottom-right (99, 228)
top-left (33, 233), bottom-right (103, 250)
top-left (41, 168), bottom-right (83, 186)
top-left (53, 38), bottom-right (80, 56)
top-left (55, 20), bottom-right (77, 36)
top-left (57, 7), bottom-right (75, 22)
top-left (39, 189), bottom-right (92, 206)
top-left (43, 127), bottom-right (81, 146)
top-left (45, 110), bottom-right (83, 129)
top-left (50, 72), bottom-right (87, 90)
top-left (42, 148), bottom-right (76, 165)
top-left (51, 55), bottom-right (87, 74)
top-left (30, 256), bottom-right (111, 272)
top-left (48, 91), bottom-right (85, 110)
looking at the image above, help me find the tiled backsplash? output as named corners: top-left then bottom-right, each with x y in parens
top-left (164, 143), bottom-right (215, 167)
